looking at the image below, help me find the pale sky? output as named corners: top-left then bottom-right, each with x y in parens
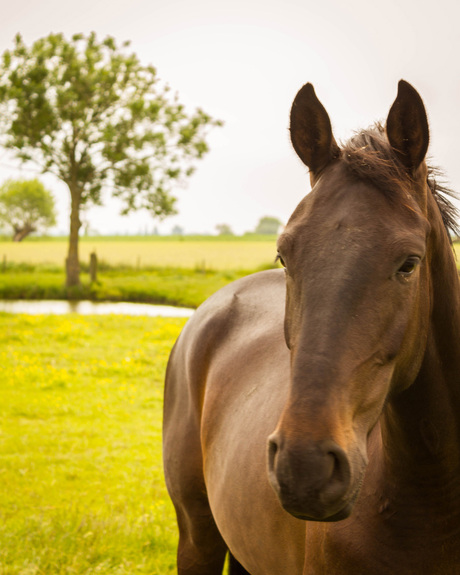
top-left (1, 0), bottom-right (460, 235)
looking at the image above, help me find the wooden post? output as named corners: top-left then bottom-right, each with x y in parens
top-left (90, 252), bottom-right (98, 283)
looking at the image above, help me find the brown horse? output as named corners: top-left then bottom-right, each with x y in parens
top-left (163, 81), bottom-right (460, 574)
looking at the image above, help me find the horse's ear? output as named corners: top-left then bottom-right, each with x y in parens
top-left (290, 83), bottom-right (340, 175)
top-left (386, 80), bottom-right (429, 173)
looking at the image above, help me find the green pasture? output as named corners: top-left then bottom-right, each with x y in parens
top-left (0, 312), bottom-right (186, 574)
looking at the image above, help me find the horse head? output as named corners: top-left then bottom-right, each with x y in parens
top-left (267, 81), bottom-right (432, 521)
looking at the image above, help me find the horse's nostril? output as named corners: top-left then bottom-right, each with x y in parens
top-left (320, 443), bottom-right (351, 505)
top-left (267, 434), bottom-right (280, 471)
top-left (328, 444), bottom-right (350, 481)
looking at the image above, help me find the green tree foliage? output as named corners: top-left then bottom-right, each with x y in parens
top-left (0, 32), bottom-right (222, 285)
top-left (254, 216), bottom-right (283, 235)
top-left (215, 223), bottom-right (234, 236)
top-left (0, 179), bottom-right (56, 241)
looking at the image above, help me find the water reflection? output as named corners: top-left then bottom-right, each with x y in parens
top-left (0, 300), bottom-right (194, 317)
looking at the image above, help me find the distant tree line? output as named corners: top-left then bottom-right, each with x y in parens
top-left (254, 216), bottom-right (283, 235)
top-left (214, 216), bottom-right (283, 236)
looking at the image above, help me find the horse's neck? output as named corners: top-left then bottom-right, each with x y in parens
top-left (380, 211), bottom-right (460, 514)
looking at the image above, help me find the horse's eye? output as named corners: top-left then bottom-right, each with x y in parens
top-left (397, 256), bottom-right (421, 277)
top-left (275, 253), bottom-right (286, 268)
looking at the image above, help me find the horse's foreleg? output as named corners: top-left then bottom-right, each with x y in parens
top-left (164, 342), bottom-right (230, 574)
top-left (164, 389), bottom-right (227, 573)
top-left (175, 496), bottom-right (227, 575)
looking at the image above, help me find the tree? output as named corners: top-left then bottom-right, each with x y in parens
top-left (254, 216), bottom-right (283, 235)
top-left (0, 32), bottom-right (222, 286)
top-left (215, 223), bottom-right (234, 236)
top-left (0, 179), bottom-right (56, 241)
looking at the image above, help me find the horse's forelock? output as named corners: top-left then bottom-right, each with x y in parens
top-left (341, 124), bottom-right (459, 240)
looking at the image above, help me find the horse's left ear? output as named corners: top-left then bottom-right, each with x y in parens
top-left (386, 80), bottom-right (429, 173)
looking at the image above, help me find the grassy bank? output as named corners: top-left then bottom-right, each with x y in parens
top-left (0, 264), bottom-right (255, 309)
top-left (0, 313), bottom-right (186, 574)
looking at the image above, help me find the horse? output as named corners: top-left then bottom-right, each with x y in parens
top-left (163, 80), bottom-right (460, 574)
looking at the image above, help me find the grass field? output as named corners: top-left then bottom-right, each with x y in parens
top-left (0, 313), bottom-right (186, 574)
top-left (0, 236), bottom-right (279, 271)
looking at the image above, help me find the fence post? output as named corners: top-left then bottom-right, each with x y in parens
top-left (90, 252), bottom-right (98, 283)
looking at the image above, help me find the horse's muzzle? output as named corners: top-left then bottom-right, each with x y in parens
top-left (267, 433), bottom-right (354, 521)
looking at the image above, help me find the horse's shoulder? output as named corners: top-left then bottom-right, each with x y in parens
top-left (189, 268), bottom-right (284, 334)
top-left (170, 269), bottom-right (284, 362)
top-left (165, 269), bottom-right (285, 412)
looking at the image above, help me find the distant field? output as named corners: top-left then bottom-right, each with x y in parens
top-left (454, 241), bottom-right (460, 264)
top-left (0, 236), bottom-right (279, 271)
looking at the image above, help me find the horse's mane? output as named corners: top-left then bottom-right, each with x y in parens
top-left (341, 123), bottom-right (460, 241)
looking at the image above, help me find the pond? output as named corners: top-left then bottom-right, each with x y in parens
top-left (0, 300), bottom-right (194, 317)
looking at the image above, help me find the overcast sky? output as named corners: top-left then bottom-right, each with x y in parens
top-left (1, 0), bottom-right (460, 235)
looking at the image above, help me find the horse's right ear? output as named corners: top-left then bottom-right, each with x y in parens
top-left (290, 83), bottom-right (340, 176)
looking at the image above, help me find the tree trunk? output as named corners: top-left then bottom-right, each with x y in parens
top-left (66, 185), bottom-right (82, 287)
top-left (12, 223), bottom-right (35, 242)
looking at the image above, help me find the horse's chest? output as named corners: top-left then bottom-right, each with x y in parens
top-left (302, 519), bottom-right (460, 575)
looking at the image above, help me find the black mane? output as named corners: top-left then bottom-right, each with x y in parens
top-left (341, 123), bottom-right (460, 241)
